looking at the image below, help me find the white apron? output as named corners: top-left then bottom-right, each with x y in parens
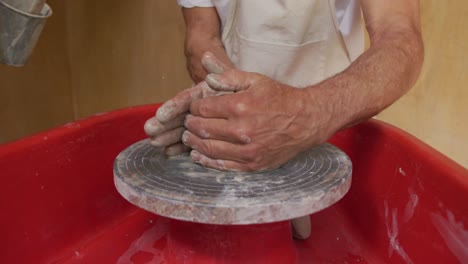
top-left (217, 0), bottom-right (363, 237)
top-left (221, 0), bottom-right (363, 87)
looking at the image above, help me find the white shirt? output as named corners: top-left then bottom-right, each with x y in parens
top-left (177, 0), bottom-right (361, 42)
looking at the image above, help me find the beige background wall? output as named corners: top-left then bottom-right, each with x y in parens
top-left (377, 1), bottom-right (468, 167)
top-left (0, 1), bottom-right (466, 167)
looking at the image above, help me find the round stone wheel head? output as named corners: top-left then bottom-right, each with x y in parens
top-left (114, 139), bottom-right (352, 225)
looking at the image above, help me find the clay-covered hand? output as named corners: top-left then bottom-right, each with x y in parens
top-left (183, 69), bottom-right (335, 171)
top-left (144, 53), bottom-right (232, 156)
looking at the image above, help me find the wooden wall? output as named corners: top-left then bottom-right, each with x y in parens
top-left (64, 0), bottom-right (191, 118)
top-left (0, 0), bottom-right (73, 142)
top-left (0, 0), bottom-right (466, 167)
top-left (0, 0), bottom-right (191, 144)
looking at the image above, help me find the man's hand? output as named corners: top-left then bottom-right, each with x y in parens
top-left (144, 6), bottom-right (235, 156)
top-left (181, 0), bottom-right (423, 171)
top-left (182, 69), bottom-right (334, 171)
top-left (144, 53), bottom-right (233, 156)
top-left (182, 7), bottom-right (234, 83)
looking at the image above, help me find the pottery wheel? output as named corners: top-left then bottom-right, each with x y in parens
top-left (114, 139), bottom-right (352, 225)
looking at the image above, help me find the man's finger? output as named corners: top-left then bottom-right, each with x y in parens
top-left (184, 114), bottom-right (251, 144)
top-left (156, 89), bottom-right (200, 123)
top-left (201, 52), bottom-right (232, 74)
top-left (150, 127), bottom-right (186, 147)
top-left (205, 71), bottom-right (264, 92)
top-left (190, 93), bottom-right (238, 118)
top-left (190, 150), bottom-right (248, 172)
top-left (165, 143), bottom-right (190, 156)
top-left (182, 130), bottom-right (254, 164)
top-left (157, 81), bottom-right (227, 123)
top-left (156, 81), bottom-right (215, 123)
top-left (144, 113), bottom-right (186, 137)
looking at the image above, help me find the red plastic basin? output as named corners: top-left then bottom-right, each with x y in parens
top-left (0, 104), bottom-right (467, 263)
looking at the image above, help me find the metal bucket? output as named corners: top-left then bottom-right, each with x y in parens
top-left (0, 0), bottom-right (52, 66)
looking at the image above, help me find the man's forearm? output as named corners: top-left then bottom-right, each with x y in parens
top-left (306, 24), bottom-right (424, 137)
top-left (182, 7), bottom-right (233, 83)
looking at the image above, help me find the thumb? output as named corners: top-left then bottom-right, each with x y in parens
top-left (205, 70), bottom-right (264, 92)
top-left (201, 52), bottom-right (233, 74)
top-left (156, 82), bottom-right (205, 122)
